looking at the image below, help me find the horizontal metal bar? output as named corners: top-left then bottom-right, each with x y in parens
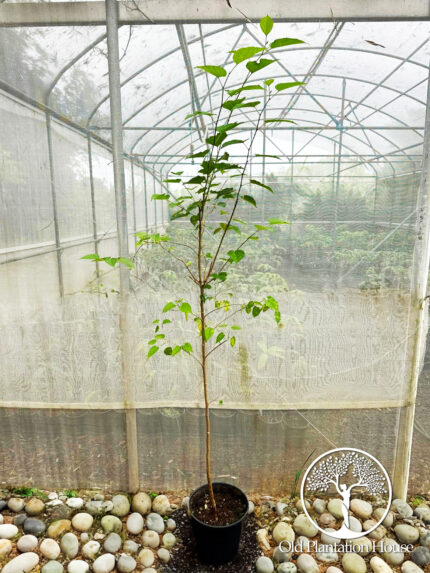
top-left (92, 125), bottom-right (425, 131)
top-left (138, 153), bottom-right (422, 158)
top-left (0, 399), bottom-right (407, 410)
top-left (1, 0), bottom-right (429, 27)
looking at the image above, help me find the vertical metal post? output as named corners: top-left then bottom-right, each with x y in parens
top-left (392, 69), bottom-right (430, 499)
top-left (143, 167), bottom-right (149, 230)
top-left (131, 161), bottom-right (137, 245)
top-left (105, 0), bottom-right (139, 493)
top-left (153, 173), bottom-right (158, 228)
top-left (87, 134), bottom-right (100, 279)
top-left (45, 112), bottom-right (64, 298)
top-left (332, 79), bottom-right (346, 252)
top-left (373, 175), bottom-right (379, 231)
top-left (262, 85), bottom-right (267, 184)
top-left (289, 130), bottom-right (294, 237)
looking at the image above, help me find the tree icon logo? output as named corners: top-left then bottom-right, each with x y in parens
top-left (300, 448), bottom-right (392, 540)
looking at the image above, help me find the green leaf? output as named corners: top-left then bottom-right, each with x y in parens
top-left (182, 342), bottom-right (193, 354)
top-left (206, 132), bottom-right (227, 146)
top-left (219, 399), bottom-right (224, 405)
top-left (264, 118), bottom-right (296, 124)
top-left (260, 15), bottom-right (273, 35)
top-left (270, 37), bottom-right (305, 49)
top-left (204, 327), bottom-right (214, 341)
top-left (118, 257), bottom-right (134, 269)
top-left (81, 253), bottom-right (100, 260)
top-left (216, 332), bottom-right (225, 344)
top-left (275, 81), bottom-right (305, 91)
top-left (162, 302), bottom-right (176, 312)
top-left (230, 336), bottom-right (236, 347)
top-left (216, 122), bottom-right (242, 133)
top-left (186, 149), bottom-right (209, 159)
top-left (252, 306), bottom-right (261, 317)
top-left (162, 319), bottom-right (171, 325)
top-left (255, 153), bottom-right (281, 159)
top-left (185, 111), bottom-right (214, 119)
top-left (246, 58), bottom-right (276, 74)
top-left (221, 139), bottom-right (246, 148)
top-left (164, 347), bottom-right (173, 355)
top-left (264, 79), bottom-right (274, 86)
top-left (268, 218), bottom-right (290, 225)
top-left (231, 325), bottom-right (241, 330)
top-left (152, 194), bottom-right (170, 200)
top-left (254, 224), bottom-right (269, 230)
top-left (227, 85), bottom-right (264, 96)
top-left (179, 302), bottom-right (192, 319)
top-left (231, 46), bottom-right (265, 64)
top-left (250, 178), bottom-right (273, 193)
top-left (243, 195), bottom-right (257, 208)
top-left (228, 249), bottom-right (245, 263)
top-left (172, 345), bottom-right (181, 356)
top-left (103, 257), bottom-right (118, 267)
top-left (197, 65), bottom-right (227, 77)
top-left (148, 346), bottom-right (159, 358)
top-left (186, 175), bottom-right (205, 185)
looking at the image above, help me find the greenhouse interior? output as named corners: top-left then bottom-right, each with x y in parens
top-left (1, 1), bottom-right (430, 572)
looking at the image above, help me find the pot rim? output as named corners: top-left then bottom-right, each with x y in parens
top-left (189, 481), bottom-right (249, 530)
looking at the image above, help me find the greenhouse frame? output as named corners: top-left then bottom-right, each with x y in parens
top-left (1, 0), bottom-right (430, 508)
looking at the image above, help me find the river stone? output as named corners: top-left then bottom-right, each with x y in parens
top-left (364, 519), bottom-right (386, 540)
top-left (61, 532), bottom-right (79, 558)
top-left (342, 553), bottom-right (367, 573)
top-left (350, 536), bottom-right (373, 556)
top-left (0, 524), bottom-right (18, 539)
top-left (276, 502), bottom-right (288, 517)
top-left (297, 553), bottom-right (319, 573)
top-left (146, 513), bottom-right (165, 534)
top-left (72, 513), bottom-right (93, 532)
top-left (248, 501), bottom-right (255, 515)
top-left (296, 499), bottom-right (311, 512)
top-left (66, 498), bottom-right (84, 510)
top-left (14, 514), bottom-right (27, 526)
top-left (392, 499), bottom-right (413, 519)
top-left (421, 531), bottom-right (430, 548)
top-left (48, 504), bottom-right (72, 521)
top-left (0, 539), bottom-right (13, 558)
top-left (371, 556), bottom-right (393, 573)
top-left (316, 549), bottom-right (339, 563)
top-left (0, 500), bottom-right (7, 511)
top-left (327, 499), bottom-right (344, 520)
top-left (152, 495), bottom-right (171, 516)
top-left (23, 518), bottom-right (46, 536)
top-left (103, 532), bottom-right (122, 553)
top-left (327, 568), bottom-right (344, 573)
top-left (321, 529), bottom-right (339, 545)
top-left (0, 515), bottom-right (3, 524)
top-left (25, 498), bottom-right (45, 516)
top-left (82, 540), bottom-right (100, 559)
top-left (118, 554), bottom-right (137, 573)
top-left (351, 499), bottom-right (373, 519)
top-left (157, 548), bottom-right (170, 564)
top-left (279, 564), bottom-right (297, 573)
top-left (138, 548), bottom-right (155, 567)
top-left (162, 532), bottom-right (176, 549)
top-left (296, 536), bottom-right (311, 551)
top-left (142, 570), bottom-right (156, 573)
top-left (2, 552), bottom-right (39, 573)
top-left (402, 561), bottom-right (425, 573)
top-left (67, 560), bottom-right (89, 573)
top-left (410, 547), bottom-right (430, 567)
top-left (293, 514), bottom-right (318, 537)
top-left (395, 524), bottom-right (419, 544)
top-left (142, 530), bottom-right (159, 548)
top-left (126, 513), bottom-right (144, 534)
top-left (167, 518), bottom-right (176, 531)
top-left (273, 522), bottom-right (295, 544)
top-left (123, 540), bottom-right (140, 555)
top-left (8, 498), bottom-right (25, 513)
top-left (47, 519), bottom-right (71, 538)
top-left (374, 508), bottom-right (395, 528)
top-left (131, 493), bottom-right (152, 516)
top-left (17, 535), bottom-right (38, 552)
top-left (378, 538), bottom-right (405, 566)
top-left (256, 556), bottom-right (274, 573)
top-left (42, 561), bottom-right (64, 573)
top-left (101, 515), bottom-right (122, 533)
top-left (40, 538), bottom-right (60, 560)
top-left (313, 499), bottom-right (326, 514)
top-left (111, 495), bottom-right (130, 517)
top-left (320, 513), bottom-right (337, 528)
top-left (273, 546), bottom-right (291, 563)
top-left (93, 553), bottom-right (115, 573)
top-left (348, 515), bottom-right (363, 533)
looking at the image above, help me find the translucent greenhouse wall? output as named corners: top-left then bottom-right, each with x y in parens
top-left (0, 13), bottom-right (430, 497)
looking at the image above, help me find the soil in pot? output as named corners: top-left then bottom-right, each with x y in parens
top-left (192, 489), bottom-right (247, 526)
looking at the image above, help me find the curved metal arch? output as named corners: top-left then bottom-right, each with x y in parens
top-left (134, 81), bottom-right (423, 177)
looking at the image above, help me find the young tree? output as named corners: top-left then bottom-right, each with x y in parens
top-left (84, 15), bottom-right (305, 515)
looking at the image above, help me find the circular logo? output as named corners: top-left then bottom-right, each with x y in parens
top-left (300, 448), bottom-right (392, 540)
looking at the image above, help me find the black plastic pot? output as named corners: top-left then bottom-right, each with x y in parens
top-left (189, 481), bottom-right (249, 565)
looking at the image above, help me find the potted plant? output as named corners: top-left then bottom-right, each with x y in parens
top-left (84, 15), bottom-right (304, 564)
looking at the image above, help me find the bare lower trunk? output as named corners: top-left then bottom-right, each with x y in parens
top-left (200, 285), bottom-right (217, 514)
